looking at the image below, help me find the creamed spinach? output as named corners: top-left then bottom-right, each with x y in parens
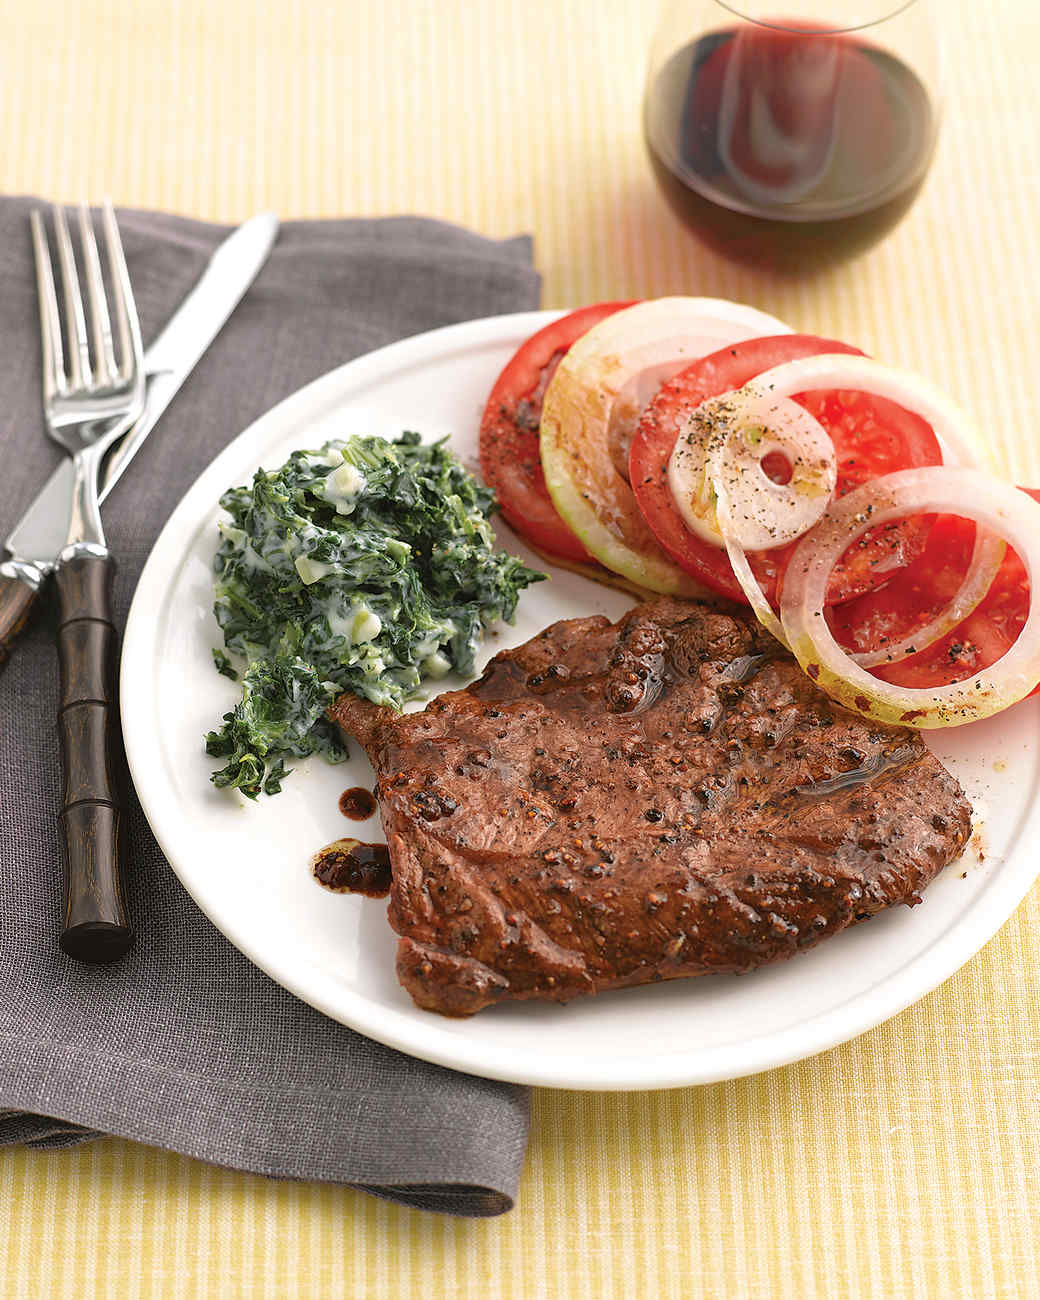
top-left (205, 432), bottom-right (543, 797)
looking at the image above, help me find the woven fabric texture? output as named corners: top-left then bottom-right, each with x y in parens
top-left (0, 200), bottom-right (539, 1218)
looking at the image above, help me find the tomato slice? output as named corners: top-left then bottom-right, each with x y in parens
top-left (479, 303), bottom-right (635, 564)
top-left (830, 489), bottom-right (1040, 695)
top-left (629, 334), bottom-right (944, 605)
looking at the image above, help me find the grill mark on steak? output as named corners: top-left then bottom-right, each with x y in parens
top-left (329, 599), bottom-right (972, 1016)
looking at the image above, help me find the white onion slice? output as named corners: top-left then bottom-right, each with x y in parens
top-left (742, 352), bottom-right (994, 472)
top-left (716, 489), bottom-right (790, 650)
top-left (780, 468), bottom-right (1040, 728)
top-left (669, 385), bottom-right (836, 551)
top-left (693, 353), bottom-right (1005, 675)
top-left (853, 528), bottom-right (1007, 669)
top-left (539, 297), bottom-right (792, 593)
top-left (751, 354), bottom-right (1006, 668)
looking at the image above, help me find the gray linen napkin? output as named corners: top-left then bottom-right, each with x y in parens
top-left (0, 197), bottom-right (540, 1217)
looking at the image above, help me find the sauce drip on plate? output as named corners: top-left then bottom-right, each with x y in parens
top-left (312, 839), bottom-right (391, 897)
top-left (339, 786), bottom-right (377, 820)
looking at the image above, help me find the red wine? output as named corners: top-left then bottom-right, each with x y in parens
top-left (644, 25), bottom-right (937, 271)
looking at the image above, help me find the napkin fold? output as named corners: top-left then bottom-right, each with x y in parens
top-left (0, 197), bottom-right (540, 1216)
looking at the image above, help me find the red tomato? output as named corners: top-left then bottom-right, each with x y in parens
top-left (479, 302), bottom-right (635, 564)
top-left (629, 334), bottom-right (944, 605)
top-left (830, 489), bottom-right (1040, 695)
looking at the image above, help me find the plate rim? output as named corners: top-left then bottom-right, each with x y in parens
top-left (121, 309), bottom-right (1040, 1091)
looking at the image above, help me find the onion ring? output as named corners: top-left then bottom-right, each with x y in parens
top-left (780, 467), bottom-right (1040, 727)
top-left (852, 527), bottom-right (1007, 669)
top-left (741, 353), bottom-right (994, 472)
top-left (539, 297), bottom-right (792, 593)
top-left (715, 488), bottom-right (790, 649)
top-left (695, 354), bottom-right (1007, 675)
top-left (669, 387), bottom-right (836, 551)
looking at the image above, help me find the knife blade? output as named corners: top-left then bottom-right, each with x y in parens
top-left (4, 211), bottom-right (279, 577)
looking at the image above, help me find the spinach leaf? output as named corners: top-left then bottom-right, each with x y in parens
top-left (206, 432), bottom-right (543, 798)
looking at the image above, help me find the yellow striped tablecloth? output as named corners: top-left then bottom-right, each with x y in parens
top-left (2, 1), bottom-right (1039, 1295)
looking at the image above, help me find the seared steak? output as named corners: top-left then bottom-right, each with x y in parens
top-left (330, 599), bottom-right (972, 1016)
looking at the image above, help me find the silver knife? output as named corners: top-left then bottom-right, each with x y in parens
top-left (0, 212), bottom-right (279, 659)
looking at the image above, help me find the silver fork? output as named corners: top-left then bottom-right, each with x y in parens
top-left (31, 201), bottom-right (145, 964)
top-left (32, 201), bottom-right (146, 558)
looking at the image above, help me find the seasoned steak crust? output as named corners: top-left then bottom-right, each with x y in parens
top-left (330, 599), bottom-right (972, 1016)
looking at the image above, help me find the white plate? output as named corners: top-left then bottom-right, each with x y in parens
top-left (122, 311), bottom-right (1040, 1091)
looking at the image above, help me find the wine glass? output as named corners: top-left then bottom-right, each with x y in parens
top-left (643, 1), bottom-right (943, 271)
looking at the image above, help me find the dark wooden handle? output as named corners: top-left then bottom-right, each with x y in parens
top-left (55, 551), bottom-right (133, 963)
top-left (0, 572), bottom-right (39, 665)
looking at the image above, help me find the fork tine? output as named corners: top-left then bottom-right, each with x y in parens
top-left (100, 200), bottom-right (143, 384)
top-left (77, 202), bottom-right (117, 384)
top-left (29, 210), bottom-right (65, 402)
top-left (52, 204), bottom-right (92, 388)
